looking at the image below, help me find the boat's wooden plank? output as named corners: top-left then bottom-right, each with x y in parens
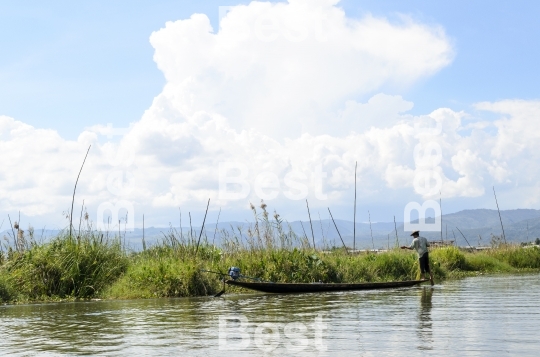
top-left (225, 279), bottom-right (428, 293)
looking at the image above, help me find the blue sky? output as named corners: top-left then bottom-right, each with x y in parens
top-left (1, 0), bottom-right (540, 229)
top-left (343, 0), bottom-right (540, 111)
top-left (2, 0), bottom-right (540, 138)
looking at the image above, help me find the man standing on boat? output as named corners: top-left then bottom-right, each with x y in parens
top-left (401, 231), bottom-right (434, 286)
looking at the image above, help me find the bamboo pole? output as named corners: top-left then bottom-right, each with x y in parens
top-left (306, 199), bottom-right (316, 249)
top-left (393, 215), bottom-right (399, 248)
top-left (189, 212), bottom-right (193, 244)
top-left (328, 207), bottom-right (348, 252)
top-left (353, 161), bottom-right (357, 251)
top-left (493, 186), bottom-right (507, 244)
top-left (195, 198), bottom-right (211, 254)
top-left (368, 210), bottom-right (374, 250)
top-left (69, 145), bottom-right (91, 239)
top-left (142, 214), bottom-right (146, 251)
top-left (456, 227), bottom-right (473, 249)
top-left (212, 207), bottom-right (221, 246)
top-left (440, 191), bottom-right (443, 243)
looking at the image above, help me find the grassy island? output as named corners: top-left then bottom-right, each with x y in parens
top-left (1, 210), bottom-right (540, 303)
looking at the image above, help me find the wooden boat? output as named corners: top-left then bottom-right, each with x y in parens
top-left (225, 279), bottom-right (428, 294)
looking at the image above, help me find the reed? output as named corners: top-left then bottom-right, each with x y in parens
top-left (430, 245), bottom-right (540, 275)
top-left (1, 230), bottom-right (127, 302)
top-left (104, 245), bottom-right (219, 299)
top-left (1, 208), bottom-right (540, 303)
top-left (0, 274), bottom-right (15, 302)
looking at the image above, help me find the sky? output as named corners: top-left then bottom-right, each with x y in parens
top-left (1, 0), bottom-right (540, 231)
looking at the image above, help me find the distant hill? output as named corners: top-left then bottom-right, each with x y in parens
top-left (2, 209), bottom-right (539, 250)
top-left (398, 209), bottom-right (540, 247)
top-left (425, 208), bottom-right (540, 230)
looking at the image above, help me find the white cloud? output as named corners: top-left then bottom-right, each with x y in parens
top-left (2, 1), bottom-right (540, 227)
top-left (149, 0), bottom-right (453, 138)
top-left (0, 116), bottom-right (73, 215)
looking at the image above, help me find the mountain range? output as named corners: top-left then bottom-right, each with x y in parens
top-left (2, 209), bottom-right (539, 251)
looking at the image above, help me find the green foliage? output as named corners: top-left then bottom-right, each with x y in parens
top-left (430, 245), bottom-right (540, 274)
top-left (2, 202), bottom-right (540, 303)
top-left (489, 246), bottom-right (540, 269)
top-left (105, 246), bottom-right (219, 299)
top-left (368, 251), bottom-right (418, 280)
top-left (431, 247), bottom-right (467, 270)
top-left (2, 238), bottom-right (540, 303)
top-left (0, 275), bottom-right (16, 302)
top-left (218, 249), bottom-right (342, 283)
top-left (209, 249), bottom-right (423, 286)
top-left (465, 254), bottom-right (513, 272)
top-left (4, 232), bottom-right (127, 301)
top-left (428, 246), bottom-right (540, 274)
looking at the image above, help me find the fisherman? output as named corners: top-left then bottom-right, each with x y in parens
top-left (401, 230), bottom-right (434, 286)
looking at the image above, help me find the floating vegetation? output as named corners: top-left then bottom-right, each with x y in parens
top-left (1, 204), bottom-right (539, 303)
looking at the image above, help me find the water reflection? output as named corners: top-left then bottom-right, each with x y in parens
top-left (417, 287), bottom-right (434, 350)
top-left (0, 275), bottom-right (539, 356)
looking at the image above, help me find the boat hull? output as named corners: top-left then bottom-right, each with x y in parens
top-left (225, 279), bottom-right (428, 294)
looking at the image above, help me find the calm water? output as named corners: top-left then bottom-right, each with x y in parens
top-left (1, 274), bottom-right (539, 356)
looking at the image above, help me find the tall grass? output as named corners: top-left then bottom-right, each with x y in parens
top-left (0, 275), bottom-right (15, 302)
top-left (1, 231), bottom-right (127, 302)
top-left (104, 245), bottom-right (221, 299)
top-left (430, 245), bottom-right (540, 275)
top-left (1, 203), bottom-right (540, 303)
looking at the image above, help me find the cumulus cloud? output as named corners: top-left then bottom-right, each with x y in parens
top-left (149, 0), bottom-right (453, 138)
top-left (1, 1), bottom-right (539, 227)
top-left (0, 116), bottom-right (98, 216)
top-left (3, 96), bottom-right (540, 226)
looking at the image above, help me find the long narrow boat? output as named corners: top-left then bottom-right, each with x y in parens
top-left (225, 279), bottom-right (428, 294)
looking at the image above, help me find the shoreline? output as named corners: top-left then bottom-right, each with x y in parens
top-left (2, 231), bottom-right (539, 305)
top-left (4, 271), bottom-right (540, 307)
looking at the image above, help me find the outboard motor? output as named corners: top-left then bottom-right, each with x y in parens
top-left (227, 267), bottom-right (241, 280)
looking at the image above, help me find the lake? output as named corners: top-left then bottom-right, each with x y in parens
top-left (1, 274), bottom-right (539, 356)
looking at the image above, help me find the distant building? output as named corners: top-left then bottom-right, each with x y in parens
top-left (429, 240), bottom-right (455, 248)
